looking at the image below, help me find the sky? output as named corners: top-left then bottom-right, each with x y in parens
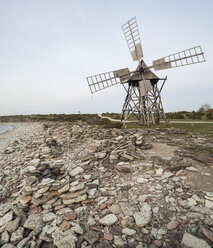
top-left (0, 0), bottom-right (212, 115)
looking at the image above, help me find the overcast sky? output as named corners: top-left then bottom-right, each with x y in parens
top-left (0, 0), bottom-right (212, 115)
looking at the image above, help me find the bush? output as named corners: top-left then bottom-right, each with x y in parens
top-left (206, 112), bottom-right (213, 120)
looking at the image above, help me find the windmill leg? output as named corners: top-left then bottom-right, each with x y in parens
top-left (121, 85), bottom-right (130, 126)
top-left (148, 90), bottom-right (155, 124)
top-left (156, 86), bottom-right (168, 125)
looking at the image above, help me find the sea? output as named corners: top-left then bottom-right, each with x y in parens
top-left (0, 124), bottom-right (14, 135)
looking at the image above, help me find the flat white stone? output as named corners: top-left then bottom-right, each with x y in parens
top-left (99, 214), bottom-right (118, 226)
top-left (69, 166), bottom-right (84, 177)
top-left (134, 203), bottom-right (151, 227)
top-left (205, 199), bottom-right (213, 209)
top-left (155, 168), bottom-right (163, 176)
top-left (181, 232), bottom-right (211, 248)
top-left (122, 228), bottom-right (136, 236)
top-left (186, 166), bottom-right (199, 172)
top-left (0, 211), bottom-right (13, 227)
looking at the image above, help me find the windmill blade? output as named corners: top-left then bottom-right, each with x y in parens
top-left (152, 45), bottom-right (205, 71)
top-left (122, 17), bottom-right (143, 62)
top-left (87, 68), bottom-right (130, 94)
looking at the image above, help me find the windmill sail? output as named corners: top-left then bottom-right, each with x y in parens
top-left (87, 68), bottom-right (130, 93)
top-left (122, 17), bottom-right (143, 62)
top-left (152, 46), bottom-right (205, 71)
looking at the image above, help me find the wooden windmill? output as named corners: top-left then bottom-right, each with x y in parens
top-left (86, 17), bottom-right (206, 125)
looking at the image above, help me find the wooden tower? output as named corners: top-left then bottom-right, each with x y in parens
top-left (87, 17), bottom-right (205, 126)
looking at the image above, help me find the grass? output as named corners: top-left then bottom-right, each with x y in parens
top-left (125, 122), bottom-right (213, 136)
top-left (185, 144), bottom-right (213, 155)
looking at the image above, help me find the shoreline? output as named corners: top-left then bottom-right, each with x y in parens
top-left (0, 122), bottom-right (42, 151)
top-left (0, 123), bottom-right (15, 136)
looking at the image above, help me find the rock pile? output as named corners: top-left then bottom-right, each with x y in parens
top-left (0, 121), bottom-right (212, 248)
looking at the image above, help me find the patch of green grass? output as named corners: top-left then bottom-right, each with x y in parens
top-left (170, 123), bottom-right (213, 135)
top-left (125, 122), bottom-right (213, 136)
top-left (185, 144), bottom-right (213, 155)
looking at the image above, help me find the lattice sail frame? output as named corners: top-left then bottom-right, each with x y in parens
top-left (87, 68), bottom-right (130, 94)
top-left (122, 17), bottom-right (143, 62)
top-left (152, 46), bottom-right (205, 71)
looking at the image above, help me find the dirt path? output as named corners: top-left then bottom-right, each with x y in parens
top-left (98, 113), bottom-right (213, 124)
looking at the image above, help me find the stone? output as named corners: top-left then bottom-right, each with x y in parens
top-left (155, 184), bottom-right (163, 190)
top-left (137, 178), bottom-right (149, 183)
top-left (200, 225), bottom-right (213, 243)
top-left (64, 211), bottom-right (77, 221)
top-left (47, 190), bottom-right (59, 199)
top-left (120, 204), bottom-right (137, 217)
top-left (104, 233), bottom-right (114, 241)
top-left (134, 203), bottom-right (151, 227)
top-left (109, 204), bottom-right (121, 214)
top-left (97, 240), bottom-right (112, 248)
top-left (19, 195), bottom-right (32, 205)
top-left (1, 230), bottom-right (9, 244)
top-left (60, 220), bottom-right (70, 231)
top-left (167, 221), bottom-right (180, 230)
top-left (187, 198), bottom-right (197, 207)
top-left (62, 194), bottom-right (87, 205)
top-left (186, 166), bottom-right (199, 172)
top-left (87, 216), bottom-right (96, 226)
top-left (17, 237), bottom-right (31, 248)
top-left (24, 213), bottom-right (43, 230)
top-left (142, 228), bottom-right (149, 234)
top-left (84, 230), bottom-right (99, 244)
top-left (0, 204), bottom-right (12, 217)
top-left (109, 154), bottom-right (118, 162)
top-left (114, 235), bottom-right (125, 246)
top-left (154, 240), bottom-right (162, 247)
top-left (138, 195), bottom-right (148, 203)
top-left (6, 217), bottom-right (20, 232)
top-left (99, 203), bottom-right (107, 209)
top-left (37, 178), bottom-right (55, 188)
top-left (88, 188), bottom-right (97, 196)
top-left (1, 244), bottom-right (16, 248)
top-left (69, 183), bottom-right (85, 192)
top-left (181, 232), bottom-right (211, 248)
top-left (55, 234), bottom-right (77, 248)
top-left (96, 152), bottom-right (107, 159)
top-left (151, 227), bottom-right (158, 238)
top-left (61, 188), bottom-right (87, 199)
top-left (99, 214), bottom-right (118, 226)
top-left (24, 165), bottom-right (36, 173)
top-left (43, 213), bottom-right (56, 222)
top-left (205, 199), bottom-right (213, 209)
top-left (0, 211), bottom-right (13, 227)
top-left (153, 207), bottom-right (159, 214)
top-left (121, 153), bottom-right (134, 160)
top-left (155, 168), bottom-right (163, 176)
top-left (69, 166), bottom-right (84, 177)
top-left (186, 213), bottom-right (202, 219)
top-left (115, 163), bottom-right (132, 173)
top-left (72, 223), bottom-right (83, 234)
top-left (191, 206), bottom-right (213, 215)
top-left (58, 184), bottom-right (70, 194)
top-left (10, 227), bottom-right (24, 243)
top-left (122, 228), bottom-right (136, 236)
top-left (158, 228), bottom-right (167, 235)
top-left (30, 158), bottom-right (40, 167)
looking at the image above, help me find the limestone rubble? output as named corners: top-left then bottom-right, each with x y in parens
top-left (0, 121), bottom-right (213, 247)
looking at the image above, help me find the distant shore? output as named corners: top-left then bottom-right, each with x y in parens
top-left (0, 123), bottom-right (14, 135)
top-left (0, 122), bottom-right (42, 150)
